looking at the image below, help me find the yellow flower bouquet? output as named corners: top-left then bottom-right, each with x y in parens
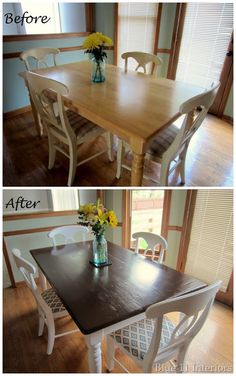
top-left (78, 200), bottom-right (117, 266)
top-left (83, 32), bottom-right (113, 83)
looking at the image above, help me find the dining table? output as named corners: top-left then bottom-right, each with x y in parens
top-left (30, 240), bottom-right (206, 373)
top-left (20, 61), bottom-right (204, 186)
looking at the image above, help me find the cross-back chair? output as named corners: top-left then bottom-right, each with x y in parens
top-left (107, 281), bottom-right (221, 373)
top-left (132, 232), bottom-right (168, 262)
top-left (20, 47), bottom-right (60, 71)
top-left (26, 71), bottom-right (113, 186)
top-left (121, 51), bottom-right (162, 76)
top-left (116, 82), bottom-right (220, 186)
top-left (11, 248), bottom-right (79, 355)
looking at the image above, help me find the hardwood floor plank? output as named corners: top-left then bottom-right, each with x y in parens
top-left (3, 112), bottom-right (233, 186)
top-left (3, 286), bottom-right (233, 373)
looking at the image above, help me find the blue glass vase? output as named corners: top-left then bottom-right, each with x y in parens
top-left (92, 235), bottom-right (108, 265)
top-left (91, 58), bottom-right (105, 83)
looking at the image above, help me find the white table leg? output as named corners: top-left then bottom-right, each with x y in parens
top-left (85, 331), bottom-right (103, 373)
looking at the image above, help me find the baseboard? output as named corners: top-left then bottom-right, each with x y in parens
top-left (3, 105), bottom-right (31, 120)
top-left (222, 115), bottom-right (233, 125)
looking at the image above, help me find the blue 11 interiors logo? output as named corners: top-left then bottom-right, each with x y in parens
top-left (4, 11), bottom-right (51, 26)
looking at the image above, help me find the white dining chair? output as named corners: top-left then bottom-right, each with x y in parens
top-left (132, 232), bottom-right (168, 262)
top-left (48, 225), bottom-right (89, 246)
top-left (116, 82), bottom-right (220, 186)
top-left (11, 248), bottom-right (79, 355)
top-left (26, 71), bottom-right (114, 186)
top-left (20, 47), bottom-right (60, 71)
top-left (121, 51), bottom-right (162, 76)
top-left (107, 280), bottom-right (221, 373)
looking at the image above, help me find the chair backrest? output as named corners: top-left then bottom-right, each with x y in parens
top-left (132, 231), bottom-right (168, 263)
top-left (121, 51), bottom-right (162, 76)
top-left (163, 81), bottom-right (220, 162)
top-left (48, 225), bottom-right (89, 246)
top-left (26, 71), bottom-right (76, 144)
top-left (144, 281), bottom-right (222, 369)
top-left (11, 248), bottom-right (50, 315)
top-left (20, 47), bottom-right (60, 71)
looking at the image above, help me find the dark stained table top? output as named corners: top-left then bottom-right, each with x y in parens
top-left (30, 241), bottom-right (206, 335)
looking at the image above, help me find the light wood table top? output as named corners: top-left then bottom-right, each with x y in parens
top-left (20, 61), bottom-right (204, 185)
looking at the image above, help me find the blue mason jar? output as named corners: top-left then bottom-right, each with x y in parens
top-left (91, 57), bottom-right (106, 83)
top-left (92, 234), bottom-right (108, 264)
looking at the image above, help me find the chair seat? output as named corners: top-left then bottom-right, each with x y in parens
top-left (66, 110), bottom-right (104, 140)
top-left (146, 124), bottom-right (179, 159)
top-left (41, 288), bottom-right (66, 313)
top-left (110, 316), bottom-right (175, 361)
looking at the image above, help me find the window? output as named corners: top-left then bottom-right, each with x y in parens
top-left (3, 2), bottom-right (86, 35)
top-left (21, 2), bottom-right (60, 34)
top-left (185, 190), bottom-right (233, 292)
top-left (130, 190), bottom-right (164, 248)
top-left (117, 3), bottom-right (158, 71)
top-left (176, 3), bottom-right (233, 88)
top-left (51, 189), bottom-right (79, 211)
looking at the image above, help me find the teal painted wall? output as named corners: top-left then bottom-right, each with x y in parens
top-left (94, 3), bottom-right (115, 41)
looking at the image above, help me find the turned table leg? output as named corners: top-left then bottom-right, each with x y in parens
top-left (131, 151), bottom-right (145, 186)
top-left (85, 332), bottom-right (103, 373)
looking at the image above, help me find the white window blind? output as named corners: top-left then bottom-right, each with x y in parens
top-left (117, 3), bottom-right (158, 71)
top-left (185, 190), bottom-right (233, 292)
top-left (176, 3), bottom-right (233, 88)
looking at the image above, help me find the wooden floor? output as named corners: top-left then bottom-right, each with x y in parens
top-left (3, 285), bottom-right (233, 373)
top-left (3, 111), bottom-right (233, 187)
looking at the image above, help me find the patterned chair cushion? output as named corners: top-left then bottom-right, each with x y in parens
top-left (54, 110), bottom-right (104, 140)
top-left (146, 124), bottom-right (179, 159)
top-left (41, 288), bottom-right (66, 313)
top-left (66, 110), bottom-right (104, 139)
top-left (110, 317), bottom-right (176, 361)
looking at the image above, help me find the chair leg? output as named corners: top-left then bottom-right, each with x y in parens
top-left (106, 336), bottom-right (116, 372)
top-left (38, 313), bottom-right (45, 336)
top-left (46, 313), bottom-right (56, 355)
top-left (160, 161), bottom-right (170, 186)
top-left (179, 149), bottom-right (187, 185)
top-left (67, 143), bottom-right (77, 186)
top-left (175, 345), bottom-right (189, 373)
top-left (106, 132), bottom-right (114, 162)
top-left (116, 139), bottom-right (124, 179)
top-left (48, 133), bottom-right (56, 169)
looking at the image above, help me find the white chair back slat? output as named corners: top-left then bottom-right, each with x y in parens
top-left (20, 47), bottom-right (60, 71)
top-left (143, 281), bottom-right (221, 369)
top-left (167, 81), bottom-right (221, 160)
top-left (122, 51), bottom-right (162, 76)
top-left (132, 231), bottom-right (168, 262)
top-left (11, 248), bottom-right (51, 314)
top-left (48, 225), bottom-right (89, 247)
